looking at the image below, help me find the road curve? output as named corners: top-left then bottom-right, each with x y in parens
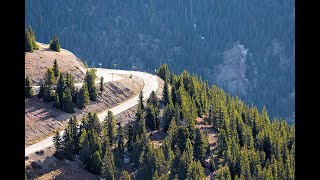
top-left (25, 68), bottom-right (158, 157)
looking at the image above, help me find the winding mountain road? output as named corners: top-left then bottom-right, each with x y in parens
top-left (25, 68), bottom-right (158, 157)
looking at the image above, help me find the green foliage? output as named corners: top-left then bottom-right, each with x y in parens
top-left (76, 82), bottom-right (90, 109)
top-left (121, 170), bottom-right (131, 180)
top-left (105, 111), bottom-right (117, 146)
top-left (215, 164), bottom-right (232, 180)
top-left (43, 68), bottom-right (56, 102)
top-left (25, 30), bottom-right (34, 52)
top-left (193, 128), bottom-right (207, 163)
top-left (49, 34), bottom-right (61, 52)
top-left (148, 91), bottom-right (159, 108)
top-left (162, 101), bottom-right (175, 133)
top-left (53, 130), bottom-right (63, 159)
top-left (163, 80), bottom-right (171, 106)
top-left (157, 64), bottom-right (170, 82)
top-left (53, 92), bottom-right (60, 108)
top-left (99, 76), bottom-right (104, 94)
top-left (25, 76), bottom-right (34, 98)
top-left (186, 160), bottom-right (206, 180)
top-left (25, 26), bottom-right (38, 52)
top-left (61, 87), bottom-right (75, 113)
top-left (146, 104), bottom-right (158, 130)
top-left (85, 69), bottom-right (98, 101)
top-left (52, 59), bottom-right (60, 77)
top-left (37, 84), bottom-right (45, 98)
top-left (138, 90), bottom-right (144, 111)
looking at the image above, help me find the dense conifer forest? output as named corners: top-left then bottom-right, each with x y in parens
top-left (52, 64), bottom-right (295, 179)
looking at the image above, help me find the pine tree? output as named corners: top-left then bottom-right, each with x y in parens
top-left (53, 130), bottom-right (63, 159)
top-left (77, 82), bottom-right (90, 109)
top-left (127, 125), bottom-right (134, 153)
top-left (100, 76), bottom-right (104, 95)
top-left (56, 73), bottom-right (66, 104)
top-left (117, 124), bottom-right (125, 158)
top-left (186, 160), bottom-right (206, 180)
top-left (90, 150), bottom-right (103, 175)
top-left (102, 139), bottom-right (115, 180)
top-left (64, 73), bottom-right (77, 103)
top-left (147, 90), bottom-right (159, 108)
top-left (53, 92), bottom-right (60, 108)
top-left (49, 35), bottom-right (61, 52)
top-left (121, 170), bottom-right (131, 180)
top-left (37, 84), bottom-right (45, 98)
top-left (28, 25), bottom-right (38, 50)
top-left (163, 80), bottom-right (171, 105)
top-left (43, 68), bottom-right (56, 102)
top-left (146, 104), bottom-right (158, 130)
top-left (210, 154), bottom-right (216, 172)
top-left (25, 29), bottom-right (34, 52)
top-left (215, 164), bottom-right (232, 180)
top-left (25, 75), bottom-right (34, 98)
top-left (52, 59), bottom-right (60, 78)
top-left (105, 111), bottom-right (117, 146)
top-left (137, 110), bottom-right (147, 138)
top-left (85, 69), bottom-right (98, 101)
top-left (194, 128), bottom-right (207, 163)
top-left (62, 126), bottom-right (73, 160)
top-left (138, 90), bottom-right (144, 110)
top-left (157, 63), bottom-right (170, 82)
top-left (62, 87), bottom-right (75, 113)
top-left (162, 101), bottom-right (175, 133)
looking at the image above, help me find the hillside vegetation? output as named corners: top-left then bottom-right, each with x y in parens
top-left (49, 64), bottom-right (294, 180)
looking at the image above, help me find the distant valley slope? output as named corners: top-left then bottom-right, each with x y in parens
top-left (25, 0), bottom-right (295, 122)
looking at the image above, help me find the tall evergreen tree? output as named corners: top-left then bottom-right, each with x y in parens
top-left (100, 76), bottom-right (104, 95)
top-left (105, 111), bottom-right (117, 146)
top-left (157, 64), bottom-right (170, 82)
top-left (62, 87), bottom-right (75, 113)
top-left (163, 80), bottom-right (171, 105)
top-left (37, 84), bottom-right (45, 98)
top-left (194, 128), bottom-right (207, 163)
top-left (127, 124), bottom-right (134, 153)
top-left (85, 69), bottom-right (98, 101)
top-left (49, 34), bottom-right (61, 52)
top-left (53, 92), bottom-right (60, 108)
top-left (186, 160), bottom-right (206, 180)
top-left (52, 59), bottom-right (60, 78)
top-left (25, 29), bottom-right (34, 52)
top-left (121, 170), bottom-right (131, 180)
top-left (25, 75), bottom-right (34, 98)
top-left (28, 25), bottom-right (38, 50)
top-left (56, 73), bottom-right (66, 104)
top-left (102, 138), bottom-right (115, 180)
top-left (53, 130), bottom-right (63, 159)
top-left (77, 82), bottom-right (90, 109)
top-left (146, 104), bottom-right (158, 130)
top-left (138, 90), bottom-right (144, 111)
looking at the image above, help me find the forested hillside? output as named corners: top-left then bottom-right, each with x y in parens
top-left (51, 64), bottom-right (295, 179)
top-left (25, 0), bottom-right (295, 122)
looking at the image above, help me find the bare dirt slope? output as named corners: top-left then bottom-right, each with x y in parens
top-left (25, 146), bottom-right (98, 180)
top-left (25, 42), bottom-right (86, 85)
top-left (25, 75), bottom-right (143, 146)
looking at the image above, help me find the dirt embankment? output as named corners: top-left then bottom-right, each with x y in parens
top-left (25, 42), bottom-right (86, 85)
top-left (25, 75), bottom-right (143, 147)
top-left (25, 146), bottom-right (99, 180)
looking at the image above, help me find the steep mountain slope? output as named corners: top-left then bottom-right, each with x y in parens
top-left (25, 0), bottom-right (295, 121)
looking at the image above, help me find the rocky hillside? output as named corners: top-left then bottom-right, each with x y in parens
top-left (25, 42), bottom-right (87, 85)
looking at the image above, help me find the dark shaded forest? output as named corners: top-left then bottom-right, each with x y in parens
top-left (25, 0), bottom-right (295, 122)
